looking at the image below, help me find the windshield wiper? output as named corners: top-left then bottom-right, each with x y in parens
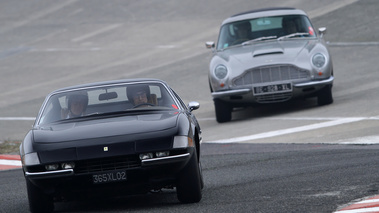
top-left (242, 36), bottom-right (277, 45)
top-left (278, 33), bottom-right (310, 40)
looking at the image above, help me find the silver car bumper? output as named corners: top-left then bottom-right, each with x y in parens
top-left (211, 76), bottom-right (334, 99)
top-left (293, 76), bottom-right (334, 88)
top-left (212, 88), bottom-right (251, 99)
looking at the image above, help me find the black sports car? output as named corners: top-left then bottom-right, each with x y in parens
top-left (20, 79), bottom-right (203, 212)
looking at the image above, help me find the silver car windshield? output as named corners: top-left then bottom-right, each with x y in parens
top-left (37, 82), bottom-right (178, 125)
top-left (217, 15), bottom-right (316, 50)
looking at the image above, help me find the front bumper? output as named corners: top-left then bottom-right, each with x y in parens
top-left (25, 152), bottom-right (191, 180)
top-left (211, 76), bottom-right (334, 101)
top-left (23, 149), bottom-right (194, 199)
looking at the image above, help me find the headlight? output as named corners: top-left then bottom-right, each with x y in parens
top-left (214, 65), bottom-right (228, 79)
top-left (61, 162), bottom-right (75, 169)
top-left (22, 152), bottom-right (40, 166)
top-left (139, 153), bottom-right (153, 160)
top-left (173, 136), bottom-right (194, 148)
top-left (156, 151), bottom-right (170, 157)
top-left (312, 53), bottom-right (326, 68)
top-left (45, 164), bottom-right (59, 171)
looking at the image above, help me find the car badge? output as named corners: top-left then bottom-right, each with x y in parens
top-left (104, 147), bottom-right (108, 152)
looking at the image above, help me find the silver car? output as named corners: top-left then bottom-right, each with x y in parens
top-left (206, 7), bottom-right (334, 122)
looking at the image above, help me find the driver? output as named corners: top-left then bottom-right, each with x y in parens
top-left (127, 84), bottom-right (152, 107)
top-left (282, 17), bottom-right (298, 35)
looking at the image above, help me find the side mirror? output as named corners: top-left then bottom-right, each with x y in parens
top-left (318, 27), bottom-right (327, 37)
top-left (205, 41), bottom-right (215, 49)
top-left (188, 101), bottom-right (200, 112)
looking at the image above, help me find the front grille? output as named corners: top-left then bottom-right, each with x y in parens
top-left (233, 65), bottom-right (310, 86)
top-left (74, 155), bottom-right (141, 174)
top-left (255, 92), bottom-right (292, 103)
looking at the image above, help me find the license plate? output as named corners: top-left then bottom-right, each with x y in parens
top-left (92, 170), bottom-right (127, 184)
top-left (253, 83), bottom-right (292, 95)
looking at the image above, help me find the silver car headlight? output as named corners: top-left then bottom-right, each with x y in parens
top-left (214, 65), bottom-right (228, 79)
top-left (312, 53), bottom-right (326, 68)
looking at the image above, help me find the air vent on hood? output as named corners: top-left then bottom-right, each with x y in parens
top-left (253, 51), bottom-right (283, 57)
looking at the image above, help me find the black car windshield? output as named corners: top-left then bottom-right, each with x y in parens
top-left (38, 82), bottom-right (179, 125)
top-left (217, 15), bottom-right (316, 50)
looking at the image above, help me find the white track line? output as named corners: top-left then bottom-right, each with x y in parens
top-left (0, 117), bottom-right (35, 121)
top-left (0, 159), bottom-right (21, 166)
top-left (207, 117), bottom-right (365, 143)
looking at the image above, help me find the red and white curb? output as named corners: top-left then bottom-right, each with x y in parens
top-left (0, 155), bottom-right (22, 170)
top-left (334, 195), bottom-right (379, 213)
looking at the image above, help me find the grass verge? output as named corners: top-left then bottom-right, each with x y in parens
top-left (0, 140), bottom-right (21, 155)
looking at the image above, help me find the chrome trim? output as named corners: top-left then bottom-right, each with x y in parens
top-left (294, 76), bottom-right (334, 87)
top-left (25, 169), bottom-right (74, 178)
top-left (212, 88), bottom-right (251, 99)
top-left (141, 153), bottom-right (190, 167)
top-left (211, 76), bottom-right (333, 99)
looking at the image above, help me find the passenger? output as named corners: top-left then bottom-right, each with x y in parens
top-left (62, 91), bottom-right (88, 118)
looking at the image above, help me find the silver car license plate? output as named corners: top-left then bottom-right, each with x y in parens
top-left (92, 170), bottom-right (127, 184)
top-left (253, 83), bottom-right (292, 95)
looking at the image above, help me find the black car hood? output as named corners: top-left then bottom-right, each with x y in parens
top-left (33, 111), bottom-right (179, 143)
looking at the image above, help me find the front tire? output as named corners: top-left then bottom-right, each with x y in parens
top-left (176, 149), bottom-right (202, 203)
top-left (26, 179), bottom-right (54, 213)
top-left (317, 85), bottom-right (333, 106)
top-left (214, 99), bottom-right (232, 123)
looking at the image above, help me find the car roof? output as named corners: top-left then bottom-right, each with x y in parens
top-left (52, 78), bottom-right (168, 94)
top-left (221, 7), bottom-right (308, 25)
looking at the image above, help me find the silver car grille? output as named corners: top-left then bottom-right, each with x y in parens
top-left (255, 92), bottom-right (292, 103)
top-left (233, 65), bottom-right (310, 86)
